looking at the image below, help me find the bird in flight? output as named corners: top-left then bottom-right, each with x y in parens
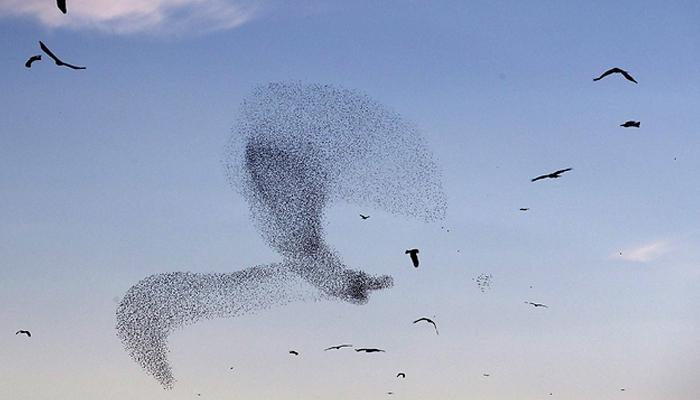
top-left (519, 208), bottom-right (529, 211)
top-left (413, 317), bottom-right (439, 335)
top-left (405, 248), bottom-right (420, 268)
top-left (324, 344), bottom-right (353, 351)
top-left (57, 0), bottom-right (67, 14)
top-left (593, 67), bottom-right (637, 84)
top-left (396, 372), bottom-right (406, 378)
top-left (289, 350), bottom-right (299, 356)
top-left (355, 348), bottom-right (385, 353)
top-left (531, 168), bottom-right (572, 182)
top-left (483, 373), bottom-right (490, 377)
top-left (16, 330), bottom-right (31, 337)
top-left (620, 120), bottom-right (640, 128)
top-left (525, 301), bottom-right (548, 308)
top-left (359, 214), bottom-right (370, 220)
top-left (39, 41), bottom-right (86, 70)
top-left (24, 55), bottom-right (41, 68)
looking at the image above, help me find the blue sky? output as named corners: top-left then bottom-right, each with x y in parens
top-left (1, 1), bottom-right (699, 399)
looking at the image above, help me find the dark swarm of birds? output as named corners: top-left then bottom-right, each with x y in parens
top-left (15, 4), bottom-right (637, 394)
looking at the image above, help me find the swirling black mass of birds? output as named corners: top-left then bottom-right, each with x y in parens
top-left (116, 82), bottom-right (446, 389)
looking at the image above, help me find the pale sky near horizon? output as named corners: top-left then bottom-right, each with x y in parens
top-left (1, 1), bottom-right (699, 399)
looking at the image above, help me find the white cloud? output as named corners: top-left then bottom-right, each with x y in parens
top-left (619, 240), bottom-right (670, 263)
top-left (0, 0), bottom-right (261, 34)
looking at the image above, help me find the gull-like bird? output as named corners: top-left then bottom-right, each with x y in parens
top-left (525, 301), bottom-right (548, 308)
top-left (57, 0), bottom-right (67, 14)
top-left (405, 248), bottom-right (420, 268)
top-left (39, 41), bottom-right (86, 70)
top-left (531, 168), bottom-right (572, 182)
top-left (289, 350), bottom-right (299, 356)
top-left (25, 55), bottom-right (41, 68)
top-left (620, 121), bottom-right (640, 128)
top-left (16, 330), bottom-right (31, 337)
top-left (396, 372), bottom-right (406, 378)
top-left (593, 67), bottom-right (637, 84)
top-left (359, 214), bottom-right (370, 220)
top-left (413, 317), bottom-right (439, 335)
top-left (324, 344), bottom-right (353, 351)
top-left (355, 348), bottom-right (385, 353)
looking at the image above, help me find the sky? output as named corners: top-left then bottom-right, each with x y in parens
top-left (1, 0), bottom-right (699, 399)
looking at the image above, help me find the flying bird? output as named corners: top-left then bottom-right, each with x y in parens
top-left (359, 214), bottom-right (370, 220)
top-left (396, 372), bottom-right (406, 378)
top-left (355, 348), bottom-right (385, 353)
top-left (519, 208), bottom-right (529, 211)
top-left (620, 121), bottom-right (640, 128)
top-left (24, 55), bottom-right (41, 68)
top-left (405, 248), bottom-right (420, 268)
top-left (289, 350), bottom-right (299, 356)
top-left (413, 317), bottom-right (439, 335)
top-left (530, 168), bottom-right (572, 182)
top-left (39, 41), bottom-right (86, 70)
top-left (483, 373), bottom-right (490, 377)
top-left (15, 330), bottom-right (31, 337)
top-left (525, 301), bottom-right (548, 308)
top-left (56, 0), bottom-right (67, 14)
top-left (593, 67), bottom-right (637, 84)
top-left (324, 344), bottom-right (353, 351)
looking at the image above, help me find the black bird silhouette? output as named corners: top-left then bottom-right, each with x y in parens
top-left (39, 41), bottom-right (86, 70)
top-left (413, 317), bottom-right (439, 335)
top-left (24, 55), bottom-right (41, 68)
top-left (620, 121), bottom-right (640, 128)
top-left (289, 350), bottom-right (299, 356)
top-left (355, 348), bottom-right (385, 353)
top-left (519, 208), bottom-right (529, 211)
top-left (593, 67), bottom-right (637, 84)
top-left (483, 373), bottom-right (490, 377)
top-left (57, 0), bottom-right (67, 14)
top-left (405, 249), bottom-right (420, 268)
top-left (531, 168), bottom-right (572, 182)
top-left (359, 214), bottom-right (370, 220)
top-left (16, 330), bottom-right (31, 337)
top-left (525, 301), bottom-right (548, 308)
top-left (324, 344), bottom-right (353, 351)
top-left (396, 372), bottom-right (406, 378)
top-left (620, 388), bottom-right (626, 391)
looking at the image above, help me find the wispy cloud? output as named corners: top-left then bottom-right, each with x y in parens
top-left (619, 240), bottom-right (670, 263)
top-left (0, 0), bottom-right (261, 34)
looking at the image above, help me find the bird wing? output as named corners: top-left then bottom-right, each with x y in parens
top-left (39, 41), bottom-right (61, 64)
top-left (621, 70), bottom-right (638, 83)
top-left (61, 61), bottom-right (86, 70)
top-left (553, 168), bottom-right (572, 175)
top-left (57, 0), bottom-right (67, 13)
top-left (413, 318), bottom-right (427, 324)
top-left (593, 67), bottom-right (621, 81)
top-left (410, 253), bottom-right (419, 267)
top-left (531, 174), bottom-right (548, 182)
top-left (24, 56), bottom-right (40, 68)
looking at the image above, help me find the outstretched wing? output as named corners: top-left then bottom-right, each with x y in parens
top-left (57, 0), bottom-right (67, 14)
top-left (61, 61), bottom-right (86, 70)
top-left (410, 252), bottom-right (419, 267)
top-left (531, 174), bottom-right (549, 182)
top-left (553, 168), bottom-right (572, 175)
top-left (39, 41), bottom-right (61, 64)
top-left (593, 67), bottom-right (621, 81)
top-left (620, 70), bottom-right (638, 84)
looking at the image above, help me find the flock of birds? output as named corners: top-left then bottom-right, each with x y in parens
top-left (13, 2), bottom-right (636, 397)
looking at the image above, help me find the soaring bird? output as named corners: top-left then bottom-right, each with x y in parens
top-left (620, 121), bottom-right (640, 128)
top-left (525, 301), bottom-right (548, 308)
top-left (24, 55), bottom-right (41, 68)
top-left (531, 168), bottom-right (572, 182)
top-left (355, 348), bottom-right (385, 353)
top-left (483, 373), bottom-right (490, 377)
top-left (289, 350), bottom-right (299, 356)
top-left (39, 41), bottom-right (86, 70)
top-left (359, 214), bottom-right (370, 220)
top-left (396, 372), bottom-right (406, 378)
top-left (519, 208), bottom-right (529, 211)
top-left (413, 317), bottom-right (439, 335)
top-left (324, 344), bottom-right (353, 351)
top-left (593, 67), bottom-right (637, 84)
top-left (405, 248), bottom-right (420, 268)
top-left (16, 330), bottom-right (31, 337)
top-left (57, 0), bottom-right (67, 13)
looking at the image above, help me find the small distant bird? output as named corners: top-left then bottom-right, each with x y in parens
top-left (483, 373), bottom-right (490, 377)
top-left (229, 366), bottom-right (234, 370)
top-left (39, 41), bottom-right (86, 70)
top-left (289, 350), bottom-right (299, 356)
top-left (24, 55), bottom-right (41, 68)
top-left (387, 392), bottom-right (394, 395)
top-left (359, 214), bottom-right (370, 220)
top-left (355, 348), bottom-right (385, 353)
top-left (519, 208), bottom-right (529, 211)
top-left (405, 248), bottom-right (420, 268)
top-left (57, 0), bottom-right (67, 14)
top-left (593, 67), bottom-right (637, 84)
top-left (525, 301), bottom-right (548, 308)
top-left (324, 344), bottom-right (353, 351)
top-left (620, 388), bottom-right (626, 391)
top-left (397, 372), bottom-right (406, 378)
top-left (620, 121), bottom-right (640, 128)
top-left (413, 317), bottom-right (439, 335)
top-left (16, 330), bottom-right (31, 337)
top-left (531, 168), bottom-right (572, 182)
